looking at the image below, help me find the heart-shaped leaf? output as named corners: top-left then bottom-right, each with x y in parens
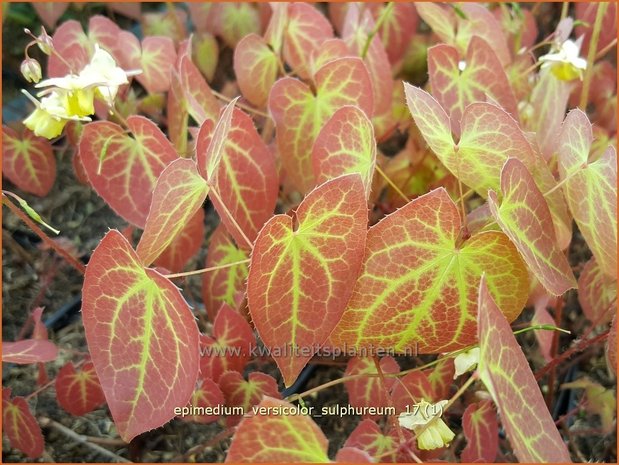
top-left (270, 58), bottom-right (373, 193)
top-left (55, 362), bottom-right (106, 416)
top-left (180, 378), bottom-right (225, 424)
top-left (79, 116), bottom-right (178, 228)
top-left (477, 277), bottom-right (571, 462)
top-left (312, 106), bottom-right (376, 198)
top-left (344, 419), bottom-right (408, 463)
top-left (218, 371), bottom-right (280, 424)
top-left (154, 209), bottom-right (204, 274)
top-left (2, 388), bottom-right (44, 458)
top-left (330, 188), bottom-right (528, 353)
top-left (460, 400), bottom-right (499, 462)
top-left (121, 34), bottom-right (177, 94)
top-left (179, 55), bottom-right (220, 124)
top-left (234, 33), bottom-right (279, 107)
top-left (488, 159), bottom-right (576, 295)
top-left (225, 396), bottom-right (330, 463)
top-left (578, 257), bottom-right (617, 324)
top-left (344, 356), bottom-right (399, 420)
top-left (247, 174), bottom-right (368, 386)
top-left (82, 230), bottom-right (200, 442)
top-left (136, 158), bottom-right (209, 267)
top-left (2, 126), bottom-right (55, 197)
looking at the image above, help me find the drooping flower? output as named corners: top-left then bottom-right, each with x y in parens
top-left (538, 38), bottom-right (587, 81)
top-left (20, 58), bottom-right (42, 83)
top-left (453, 347), bottom-right (480, 379)
top-left (398, 399), bottom-right (455, 450)
top-left (22, 90), bottom-right (91, 139)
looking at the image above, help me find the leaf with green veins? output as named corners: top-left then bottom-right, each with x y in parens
top-left (202, 226), bottom-right (249, 322)
top-left (179, 55), bottom-right (220, 124)
top-left (121, 34), bottom-right (178, 94)
top-left (234, 33), bottom-right (279, 107)
top-left (218, 371), bottom-right (280, 425)
top-left (270, 57), bottom-right (373, 193)
top-left (82, 230), bottom-right (200, 442)
top-left (226, 396), bottom-right (330, 463)
top-left (212, 3), bottom-right (261, 48)
top-left (428, 36), bottom-right (518, 135)
top-left (283, 3), bottom-right (334, 79)
top-left (460, 400), bottom-right (499, 462)
top-left (2, 388), bottom-right (44, 459)
top-left (247, 174), bottom-right (368, 386)
top-left (202, 108), bottom-right (278, 247)
top-left (344, 419), bottom-right (412, 463)
top-left (558, 109), bottom-right (617, 278)
top-left (55, 362), bottom-right (106, 416)
top-left (180, 378), bottom-right (225, 424)
top-left (2, 126), bottom-right (55, 197)
top-left (312, 106), bottom-right (376, 198)
top-left (488, 159), bottom-right (576, 295)
top-left (330, 188), bottom-right (529, 354)
top-left (578, 256), bottom-right (617, 324)
top-left (2, 339), bottom-right (58, 364)
top-left (425, 358), bottom-right (455, 400)
top-left (477, 276), bottom-right (571, 462)
top-left (154, 208), bottom-right (205, 274)
top-left (391, 370), bottom-right (434, 412)
top-left (197, 98), bottom-right (238, 183)
top-left (136, 159), bottom-right (209, 267)
top-left (344, 356), bottom-right (399, 420)
top-left (79, 116), bottom-right (179, 228)
top-left (404, 84), bottom-right (536, 198)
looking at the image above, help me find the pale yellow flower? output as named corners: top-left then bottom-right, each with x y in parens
top-left (453, 347), bottom-right (480, 379)
top-left (398, 400), bottom-right (455, 450)
top-left (539, 38), bottom-right (587, 81)
top-left (23, 91), bottom-right (90, 139)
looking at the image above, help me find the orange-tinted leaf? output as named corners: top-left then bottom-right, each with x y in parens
top-left (461, 400), bottom-right (499, 462)
top-left (123, 35), bottom-right (177, 94)
top-left (197, 98), bottom-right (237, 182)
top-left (212, 3), bottom-right (262, 48)
top-left (79, 116), bottom-right (178, 228)
top-left (477, 277), bottom-right (571, 462)
top-left (234, 33), bottom-right (279, 107)
top-left (168, 71), bottom-right (189, 156)
top-left (2, 388), bottom-right (44, 458)
top-left (374, 3), bottom-right (418, 65)
top-left (136, 159), bottom-right (208, 267)
top-left (2, 339), bottom-right (57, 364)
top-left (219, 371), bottom-right (280, 424)
top-left (331, 188), bottom-right (528, 353)
top-left (578, 257), bottom-right (617, 324)
top-left (33, 2), bottom-right (68, 29)
top-left (248, 174), bottom-right (368, 386)
top-left (181, 378), bottom-right (224, 424)
top-left (205, 109), bottom-right (278, 247)
top-left (425, 358), bottom-right (454, 400)
top-left (203, 225), bottom-right (249, 321)
top-left (47, 20), bottom-right (91, 76)
top-left (532, 300), bottom-right (555, 363)
top-left (488, 159), bottom-right (576, 295)
top-left (558, 109), bottom-right (617, 278)
top-left (283, 3), bottom-right (334, 79)
top-left (335, 447), bottom-right (373, 463)
top-left (344, 419), bottom-right (406, 463)
top-left (2, 126), bottom-right (55, 197)
top-left (416, 3), bottom-right (456, 44)
top-left (428, 36), bottom-right (517, 135)
top-left (179, 55), bottom-right (220, 124)
top-left (155, 209), bottom-right (205, 273)
top-left (270, 58), bottom-right (373, 193)
top-left (82, 230), bottom-right (200, 442)
top-left (312, 106), bottom-right (376, 198)
top-left (344, 356), bottom-right (399, 420)
top-left (391, 370), bottom-right (434, 412)
top-left (55, 362), bottom-right (106, 416)
top-left (225, 396), bottom-right (330, 462)
top-left (31, 307), bottom-right (47, 340)
top-left (142, 8), bottom-right (187, 44)
top-left (200, 304), bottom-right (256, 383)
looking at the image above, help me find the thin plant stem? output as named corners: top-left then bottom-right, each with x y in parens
top-left (2, 194), bottom-right (86, 274)
top-left (209, 187), bottom-right (254, 250)
top-left (376, 165), bottom-right (409, 203)
top-left (164, 258), bottom-right (250, 279)
top-left (361, 2), bottom-right (394, 59)
top-left (579, 2), bottom-right (609, 109)
top-left (560, 2), bottom-right (569, 22)
top-left (595, 38), bottom-right (617, 61)
top-left (212, 89), bottom-right (270, 119)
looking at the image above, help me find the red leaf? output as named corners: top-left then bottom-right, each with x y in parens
top-left (218, 371), bottom-right (280, 424)
top-left (225, 396), bottom-right (330, 462)
top-left (79, 116), bottom-right (178, 228)
top-left (425, 358), bottom-right (455, 400)
top-left (32, 2), bottom-right (69, 29)
top-left (391, 371), bottom-right (434, 413)
top-left (283, 3), bottom-right (334, 79)
top-left (180, 378), bottom-right (225, 424)
top-left (82, 230), bottom-right (200, 442)
top-left (312, 106), bottom-right (376, 198)
top-left (200, 304), bottom-right (256, 383)
top-left (122, 35), bottom-right (177, 94)
top-left (578, 257), bottom-right (617, 324)
top-left (202, 225), bottom-right (249, 321)
top-left (179, 55), bottom-right (220, 124)
top-left (344, 356), bottom-right (399, 420)
top-left (2, 388), bottom-right (44, 458)
top-left (234, 33), bottom-right (279, 107)
top-left (247, 174), bottom-right (368, 386)
top-left (477, 277), bottom-right (571, 462)
top-left (532, 301), bottom-right (555, 363)
top-left (2, 126), bottom-right (56, 197)
top-left (488, 159), bottom-right (576, 295)
top-left (211, 3), bottom-right (262, 48)
top-left (335, 447), bottom-right (374, 463)
top-left (2, 339), bottom-right (58, 364)
top-left (204, 109), bottom-right (279, 247)
top-left (269, 58), bottom-right (373, 193)
top-left (136, 158), bottom-right (208, 267)
top-left (331, 188), bottom-right (528, 353)
top-left (461, 400), bottom-right (499, 462)
top-left (155, 209), bottom-right (205, 273)
top-left (31, 307), bottom-right (47, 340)
top-left (344, 419), bottom-right (406, 463)
top-left (47, 20), bottom-right (91, 77)
top-left (55, 362), bottom-right (106, 416)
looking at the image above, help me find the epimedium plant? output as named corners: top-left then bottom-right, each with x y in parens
top-left (2, 2), bottom-right (617, 462)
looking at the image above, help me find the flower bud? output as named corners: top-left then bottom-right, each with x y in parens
top-left (21, 58), bottom-right (42, 83)
top-left (36, 27), bottom-right (54, 55)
